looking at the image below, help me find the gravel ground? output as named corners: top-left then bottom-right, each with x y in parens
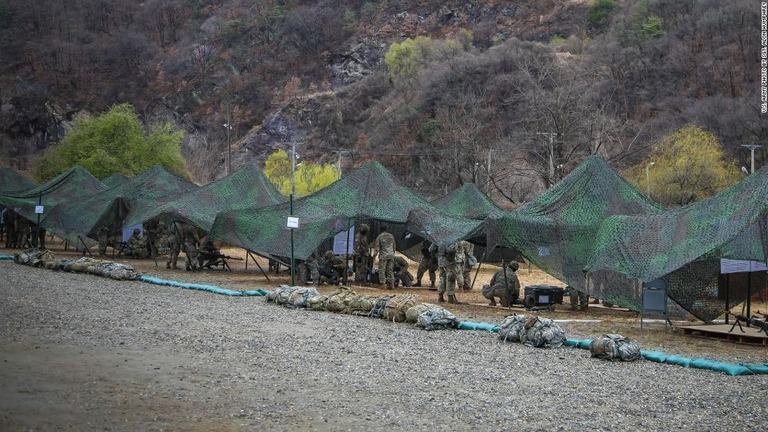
top-left (1, 261), bottom-right (767, 431)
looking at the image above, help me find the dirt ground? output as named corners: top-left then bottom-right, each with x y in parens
top-left (8, 240), bottom-right (766, 363)
top-left (1, 241), bottom-right (767, 431)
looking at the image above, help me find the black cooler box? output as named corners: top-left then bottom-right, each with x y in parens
top-left (523, 285), bottom-right (566, 309)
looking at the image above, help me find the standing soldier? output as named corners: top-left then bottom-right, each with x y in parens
top-left (4, 210), bottom-right (16, 248)
top-left (150, 220), bottom-right (169, 258)
top-left (167, 222), bottom-right (183, 269)
top-left (430, 242), bottom-right (460, 303)
top-left (456, 240), bottom-right (475, 291)
top-left (414, 241), bottom-right (438, 288)
top-left (96, 224), bottom-right (110, 257)
top-left (353, 224), bottom-right (370, 284)
top-left (182, 223), bottom-right (200, 271)
top-left (372, 225), bottom-right (396, 290)
top-left (569, 286), bottom-right (589, 311)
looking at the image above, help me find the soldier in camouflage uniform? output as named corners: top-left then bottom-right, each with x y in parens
top-left (462, 241), bottom-right (476, 290)
top-left (414, 241), bottom-right (437, 288)
top-left (96, 224), bottom-right (110, 257)
top-left (182, 223), bottom-right (200, 271)
top-left (297, 252), bottom-right (320, 285)
top-left (127, 228), bottom-right (146, 258)
top-left (482, 261), bottom-right (521, 307)
top-left (569, 286), bottom-right (589, 311)
top-left (393, 255), bottom-right (413, 287)
top-left (372, 225), bottom-right (396, 289)
top-left (353, 223), bottom-right (370, 283)
top-left (454, 240), bottom-right (474, 291)
top-left (166, 222), bottom-right (183, 269)
top-left (430, 242), bottom-right (460, 303)
top-left (4, 210), bottom-right (16, 248)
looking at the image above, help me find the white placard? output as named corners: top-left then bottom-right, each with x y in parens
top-left (720, 258), bottom-right (768, 274)
top-left (333, 226), bottom-right (355, 255)
top-left (287, 217), bottom-right (299, 229)
top-left (35, 205), bottom-right (44, 214)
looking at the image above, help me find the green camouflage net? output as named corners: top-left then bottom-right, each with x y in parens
top-left (130, 164), bottom-right (285, 233)
top-left (102, 173), bottom-right (130, 188)
top-left (431, 183), bottom-right (504, 220)
top-left (0, 167), bottom-right (36, 193)
top-left (42, 166), bottom-right (198, 239)
top-left (586, 165), bottom-right (768, 321)
top-left (486, 155), bottom-right (662, 304)
top-left (210, 161), bottom-right (478, 261)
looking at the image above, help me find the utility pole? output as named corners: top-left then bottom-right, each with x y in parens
top-left (223, 98), bottom-right (232, 176)
top-left (646, 161), bottom-right (655, 197)
top-left (335, 150), bottom-right (349, 180)
top-left (537, 132), bottom-right (558, 187)
top-left (741, 144), bottom-right (763, 174)
top-left (289, 141), bottom-right (298, 286)
top-left (486, 148), bottom-right (493, 193)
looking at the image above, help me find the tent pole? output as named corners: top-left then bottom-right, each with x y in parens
top-left (470, 248), bottom-right (489, 290)
top-left (343, 219), bottom-right (351, 285)
top-left (289, 193), bottom-right (295, 286)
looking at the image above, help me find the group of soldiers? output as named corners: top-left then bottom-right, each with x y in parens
top-left (96, 220), bottom-right (205, 271)
top-left (349, 223), bottom-right (477, 304)
top-left (1, 209), bottom-right (47, 249)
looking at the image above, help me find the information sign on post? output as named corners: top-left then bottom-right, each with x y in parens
top-left (35, 205), bottom-right (45, 214)
top-left (287, 217), bottom-right (299, 229)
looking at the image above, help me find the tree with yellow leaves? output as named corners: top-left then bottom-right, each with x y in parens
top-left (263, 150), bottom-right (338, 197)
top-left (625, 124), bottom-right (742, 206)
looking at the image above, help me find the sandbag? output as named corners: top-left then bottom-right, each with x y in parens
top-left (369, 295), bottom-right (393, 318)
top-left (405, 303), bottom-right (441, 323)
top-left (326, 286), bottom-right (360, 314)
top-left (347, 295), bottom-right (378, 316)
top-left (266, 285), bottom-right (297, 304)
top-left (383, 294), bottom-right (418, 322)
top-left (498, 314), bottom-right (528, 343)
top-left (416, 307), bottom-right (459, 331)
top-left (307, 294), bottom-right (328, 311)
top-left (590, 334), bottom-right (641, 361)
top-left (286, 287), bottom-right (320, 309)
top-left (522, 316), bottom-right (566, 348)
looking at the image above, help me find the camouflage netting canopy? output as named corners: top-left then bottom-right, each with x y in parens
top-left (131, 164), bottom-right (285, 233)
top-left (586, 164), bottom-right (768, 322)
top-left (210, 161), bottom-right (482, 260)
top-left (42, 166), bottom-right (198, 240)
top-left (102, 172), bottom-right (130, 189)
top-left (485, 155), bottom-right (662, 298)
top-left (428, 182), bottom-right (519, 264)
top-left (431, 182), bottom-right (505, 220)
top-left (0, 166), bottom-right (107, 223)
top-left (0, 167), bottom-right (37, 193)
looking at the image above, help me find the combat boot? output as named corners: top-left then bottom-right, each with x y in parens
top-left (414, 281), bottom-right (422, 287)
top-left (489, 299), bottom-right (497, 307)
top-left (438, 292), bottom-right (446, 303)
top-left (448, 295), bottom-right (464, 304)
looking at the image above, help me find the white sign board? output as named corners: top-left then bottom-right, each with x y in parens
top-left (333, 226), bottom-right (355, 255)
top-left (35, 205), bottom-right (44, 214)
top-left (286, 217), bottom-right (299, 229)
top-left (720, 259), bottom-right (768, 274)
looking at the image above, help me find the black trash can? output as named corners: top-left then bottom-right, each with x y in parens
top-left (523, 285), bottom-right (566, 309)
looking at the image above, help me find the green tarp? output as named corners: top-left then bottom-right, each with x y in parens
top-left (128, 164), bottom-right (285, 233)
top-left (210, 161), bottom-right (481, 260)
top-left (0, 167), bottom-right (36, 193)
top-left (42, 165), bottom-right (198, 239)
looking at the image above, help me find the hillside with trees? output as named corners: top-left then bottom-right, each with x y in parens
top-left (0, 0), bottom-right (762, 206)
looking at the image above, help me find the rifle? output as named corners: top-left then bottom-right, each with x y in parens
top-left (727, 311), bottom-right (768, 336)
